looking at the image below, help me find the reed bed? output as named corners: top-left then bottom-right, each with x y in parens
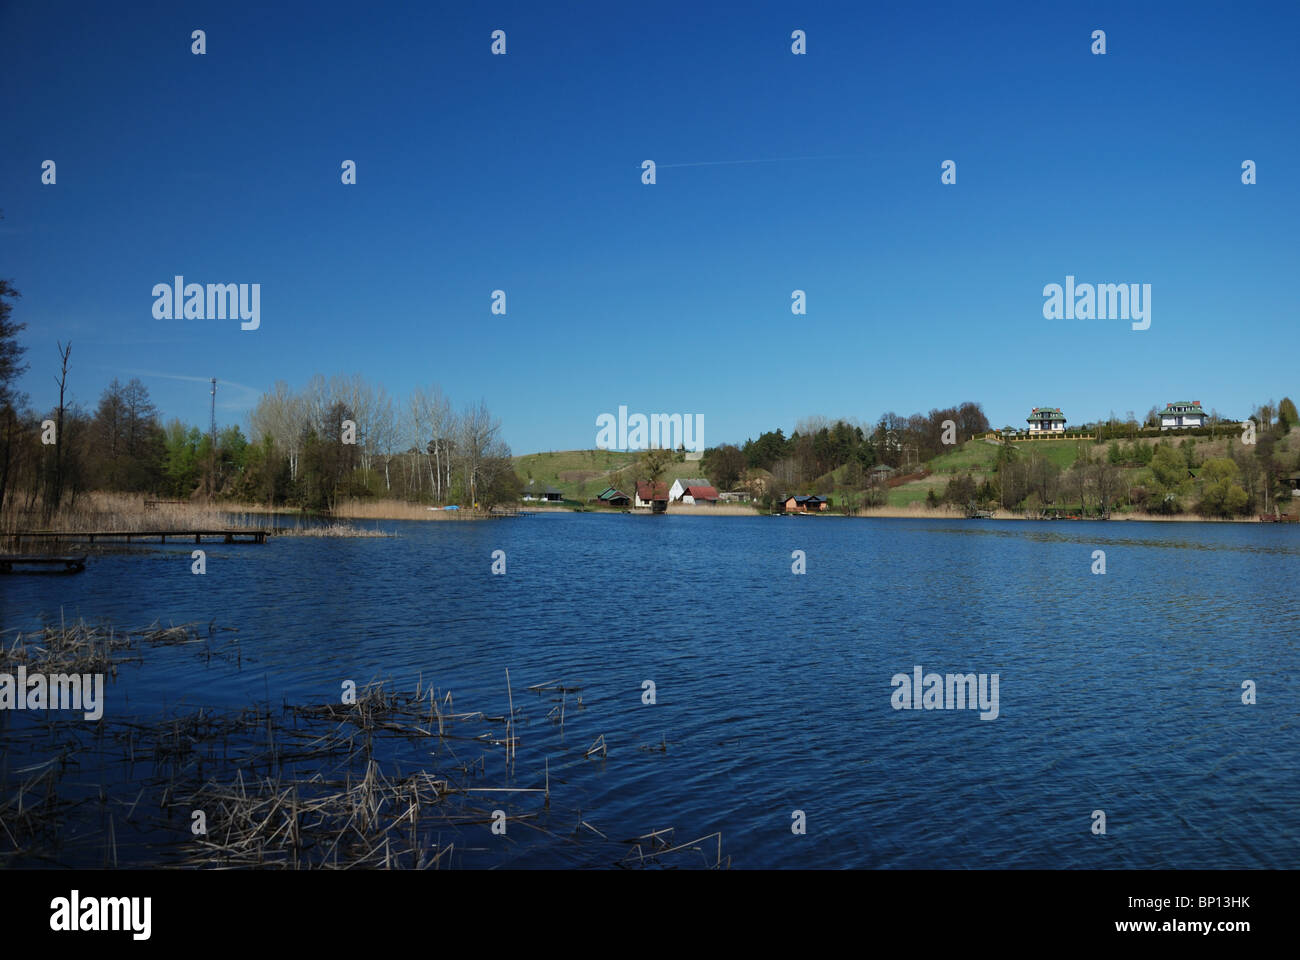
top-left (1, 618), bottom-right (136, 675)
top-left (0, 619), bottom-right (239, 675)
top-left (273, 522), bottom-right (392, 538)
top-left (0, 492), bottom-right (259, 536)
top-left (0, 677), bottom-right (527, 869)
top-left (1, 625), bottom-right (729, 869)
top-left (296, 499), bottom-right (499, 521)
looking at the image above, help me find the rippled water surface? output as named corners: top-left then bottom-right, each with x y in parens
top-left (3, 514), bottom-right (1297, 868)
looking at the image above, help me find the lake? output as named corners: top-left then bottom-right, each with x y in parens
top-left (2, 514), bottom-right (1297, 868)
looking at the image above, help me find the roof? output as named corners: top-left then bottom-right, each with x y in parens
top-left (1161, 401), bottom-right (1204, 414)
top-left (674, 477), bottom-right (710, 488)
top-left (597, 488), bottom-right (629, 500)
top-left (682, 485), bottom-right (719, 500)
top-left (1027, 407), bottom-right (1065, 422)
top-left (543, 487), bottom-right (564, 495)
top-left (635, 481), bottom-right (669, 501)
top-left (785, 494), bottom-right (828, 503)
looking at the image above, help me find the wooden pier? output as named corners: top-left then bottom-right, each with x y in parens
top-left (5, 529), bottom-right (271, 545)
top-left (0, 554), bottom-right (88, 574)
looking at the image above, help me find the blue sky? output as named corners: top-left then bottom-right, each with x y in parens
top-left (3, 0), bottom-right (1296, 453)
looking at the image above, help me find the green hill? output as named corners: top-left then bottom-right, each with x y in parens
top-left (512, 449), bottom-right (716, 501)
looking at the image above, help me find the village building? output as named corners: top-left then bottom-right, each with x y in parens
top-left (781, 494), bottom-right (831, 513)
top-left (634, 481), bottom-right (670, 511)
top-left (718, 490), bottom-right (751, 503)
top-left (668, 478), bottom-right (711, 502)
top-left (678, 484), bottom-right (719, 505)
top-left (1026, 406), bottom-right (1066, 434)
top-left (1159, 401), bottom-right (1207, 429)
top-left (595, 487), bottom-right (630, 506)
top-left (522, 480), bottom-right (564, 502)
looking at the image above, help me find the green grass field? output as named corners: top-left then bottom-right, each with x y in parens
top-left (926, 439), bottom-right (1000, 474)
top-left (511, 449), bottom-right (719, 500)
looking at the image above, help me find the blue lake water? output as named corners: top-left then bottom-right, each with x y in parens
top-left (2, 513), bottom-right (1297, 868)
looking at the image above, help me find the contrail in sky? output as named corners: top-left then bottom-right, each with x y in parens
top-left (92, 366), bottom-right (262, 409)
top-left (656, 154), bottom-right (861, 168)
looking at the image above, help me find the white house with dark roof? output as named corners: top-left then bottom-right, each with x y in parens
top-left (1160, 401), bottom-right (1207, 429)
top-left (1026, 406), bottom-right (1066, 434)
top-left (668, 477), bottom-right (711, 503)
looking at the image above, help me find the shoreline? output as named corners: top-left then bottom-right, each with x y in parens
top-left (11, 492), bottom-right (1284, 529)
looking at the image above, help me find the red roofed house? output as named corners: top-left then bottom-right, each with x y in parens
top-left (634, 481), bottom-right (670, 512)
top-left (679, 484), bottom-right (719, 505)
top-left (668, 477), bottom-right (710, 502)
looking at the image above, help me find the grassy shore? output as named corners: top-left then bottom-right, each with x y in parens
top-left (3, 490), bottom-right (1281, 534)
top-left (0, 492), bottom-right (388, 539)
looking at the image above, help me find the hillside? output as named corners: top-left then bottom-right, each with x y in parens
top-left (887, 432), bottom-right (1298, 513)
top-left (515, 430), bottom-right (1298, 516)
top-left (512, 449), bottom-right (715, 501)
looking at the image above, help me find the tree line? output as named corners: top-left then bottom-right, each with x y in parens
top-left (0, 282), bottom-right (521, 517)
top-left (697, 403), bottom-right (991, 505)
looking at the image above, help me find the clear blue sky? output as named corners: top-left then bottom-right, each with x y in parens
top-left (4, 0), bottom-right (1297, 452)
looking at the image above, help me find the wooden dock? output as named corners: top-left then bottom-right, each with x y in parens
top-left (5, 529), bottom-right (271, 545)
top-left (0, 554), bottom-right (88, 574)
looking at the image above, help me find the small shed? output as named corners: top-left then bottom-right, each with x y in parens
top-left (596, 487), bottom-right (631, 506)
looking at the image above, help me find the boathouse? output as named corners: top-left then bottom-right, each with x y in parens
top-left (595, 486), bottom-right (631, 506)
top-left (781, 494), bottom-right (831, 513)
top-left (634, 481), bottom-right (670, 510)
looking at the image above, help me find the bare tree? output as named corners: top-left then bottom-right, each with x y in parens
top-left (408, 385), bottom-right (454, 501)
top-left (458, 399), bottom-right (501, 507)
top-left (44, 341), bottom-right (71, 519)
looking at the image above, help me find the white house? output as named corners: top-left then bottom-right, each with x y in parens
top-left (1160, 401), bottom-right (1207, 429)
top-left (1026, 407), bottom-right (1066, 434)
top-left (668, 478), bottom-right (711, 503)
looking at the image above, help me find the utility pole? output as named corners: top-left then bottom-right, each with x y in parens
top-left (208, 378), bottom-right (217, 500)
